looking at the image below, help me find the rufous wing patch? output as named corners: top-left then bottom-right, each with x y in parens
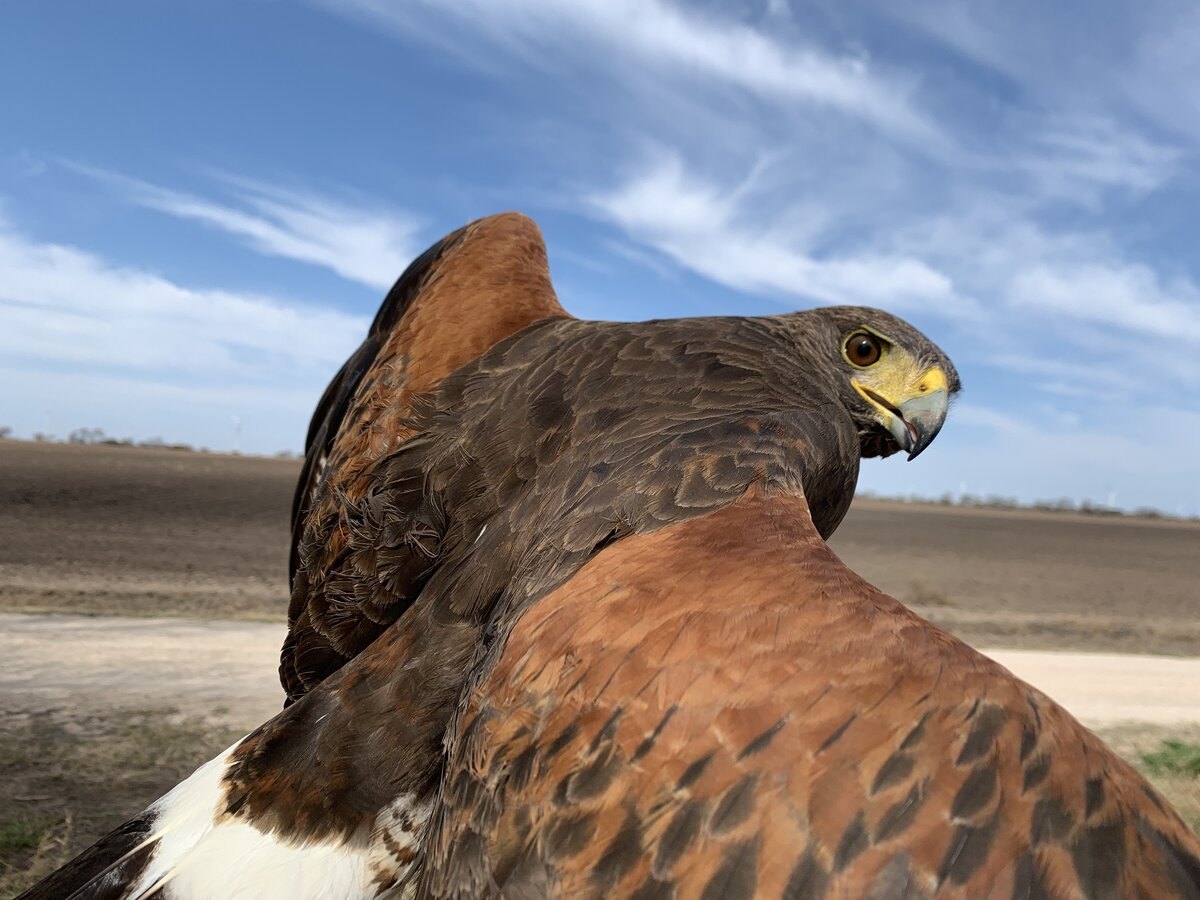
top-left (284, 212), bottom-right (570, 702)
top-left (419, 485), bottom-right (1200, 899)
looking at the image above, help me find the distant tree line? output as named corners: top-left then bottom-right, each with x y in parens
top-left (855, 490), bottom-right (1199, 523)
top-left (0, 426), bottom-right (299, 459)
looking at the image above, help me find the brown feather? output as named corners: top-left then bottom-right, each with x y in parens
top-left (419, 486), bottom-right (1200, 899)
top-left (283, 214), bottom-right (962, 708)
top-left (284, 212), bottom-right (568, 701)
top-left (227, 266), bottom-right (955, 871)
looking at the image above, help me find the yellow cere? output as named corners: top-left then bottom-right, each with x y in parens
top-left (852, 343), bottom-right (945, 407)
top-left (915, 366), bottom-right (949, 395)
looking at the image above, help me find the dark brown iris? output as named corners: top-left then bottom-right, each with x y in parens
top-left (845, 331), bottom-right (883, 367)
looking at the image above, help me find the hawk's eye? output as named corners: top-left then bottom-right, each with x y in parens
top-left (845, 332), bottom-right (883, 367)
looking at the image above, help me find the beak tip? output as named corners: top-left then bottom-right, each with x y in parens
top-left (902, 422), bottom-right (942, 461)
top-left (891, 389), bottom-right (949, 463)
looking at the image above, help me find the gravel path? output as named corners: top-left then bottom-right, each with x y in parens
top-left (0, 614), bottom-right (286, 727)
top-left (3, 614), bottom-right (1199, 732)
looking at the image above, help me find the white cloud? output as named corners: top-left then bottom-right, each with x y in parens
top-left (9, 149), bottom-right (48, 179)
top-left (1009, 262), bottom-right (1200, 343)
top-left (316, 0), bottom-right (938, 142)
top-left (983, 354), bottom-right (1129, 387)
top-left (9, 2), bottom-right (1197, 510)
top-left (870, 3), bottom-right (1185, 198)
top-left (887, 203), bottom-right (1200, 392)
top-left (0, 210), bottom-right (367, 449)
top-left (63, 163), bottom-right (421, 290)
top-left (1016, 115), bottom-right (1181, 203)
top-left (765, 0), bottom-right (791, 20)
top-left (981, 355), bottom-right (1135, 405)
top-left (590, 155), bottom-right (962, 311)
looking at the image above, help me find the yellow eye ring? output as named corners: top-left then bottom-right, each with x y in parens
top-left (844, 331), bottom-right (884, 368)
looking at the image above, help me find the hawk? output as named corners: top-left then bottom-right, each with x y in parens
top-left (22, 214), bottom-right (1199, 899)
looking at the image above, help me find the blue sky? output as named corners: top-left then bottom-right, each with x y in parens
top-left (2, 1), bottom-right (1198, 514)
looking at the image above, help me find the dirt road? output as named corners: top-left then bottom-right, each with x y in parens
top-left (1, 614), bottom-right (287, 727)
top-left (4, 613), bottom-right (1199, 732)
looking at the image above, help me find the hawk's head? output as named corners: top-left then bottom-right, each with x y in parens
top-left (795, 306), bottom-right (961, 461)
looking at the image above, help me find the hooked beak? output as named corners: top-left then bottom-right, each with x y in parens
top-left (886, 389), bottom-right (949, 461)
top-left (853, 372), bottom-right (951, 461)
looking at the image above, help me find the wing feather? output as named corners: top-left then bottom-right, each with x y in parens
top-left (284, 212), bottom-right (568, 701)
top-left (420, 486), bottom-right (1200, 899)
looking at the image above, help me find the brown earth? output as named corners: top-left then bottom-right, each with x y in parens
top-left (2, 439), bottom-right (1197, 654)
top-left (0, 440), bottom-right (296, 621)
top-left (831, 498), bottom-right (1200, 656)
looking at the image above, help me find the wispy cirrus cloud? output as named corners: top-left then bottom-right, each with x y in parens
top-left (590, 154), bottom-right (962, 313)
top-left (881, 0), bottom-right (1200, 159)
top-left (1123, 5), bottom-right (1200, 146)
top-left (0, 208), bottom-right (365, 382)
top-left (589, 145), bottom-right (1200, 419)
top-left (315, 0), bottom-right (939, 144)
top-left (1009, 262), bottom-right (1200, 343)
top-left (6, 0), bottom-right (1199, 509)
top-left (0, 205), bottom-right (368, 449)
top-left (1014, 115), bottom-right (1181, 205)
top-left (883, 200), bottom-right (1200, 391)
top-left (62, 162), bottom-right (421, 290)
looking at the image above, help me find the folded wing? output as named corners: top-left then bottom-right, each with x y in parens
top-left (421, 485), bottom-right (1200, 899)
top-left (284, 212), bottom-right (568, 702)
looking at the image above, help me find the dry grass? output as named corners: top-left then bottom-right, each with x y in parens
top-left (0, 708), bottom-right (242, 897)
top-left (1098, 724), bottom-right (1200, 835)
top-left (0, 817), bottom-right (72, 899)
top-left (905, 579), bottom-right (956, 608)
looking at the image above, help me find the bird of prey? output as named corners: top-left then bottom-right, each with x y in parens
top-left (22, 214), bottom-right (1199, 900)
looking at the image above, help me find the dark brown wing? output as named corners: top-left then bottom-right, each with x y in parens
top-left (420, 486), bottom-right (1200, 899)
top-left (284, 212), bottom-right (568, 702)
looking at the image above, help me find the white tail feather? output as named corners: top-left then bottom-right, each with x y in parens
top-left (123, 739), bottom-right (383, 900)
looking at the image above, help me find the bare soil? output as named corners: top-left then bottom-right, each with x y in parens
top-left (0, 441), bottom-right (296, 620)
top-left (832, 499), bottom-right (1200, 656)
top-left (3, 440), bottom-right (1196, 654)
